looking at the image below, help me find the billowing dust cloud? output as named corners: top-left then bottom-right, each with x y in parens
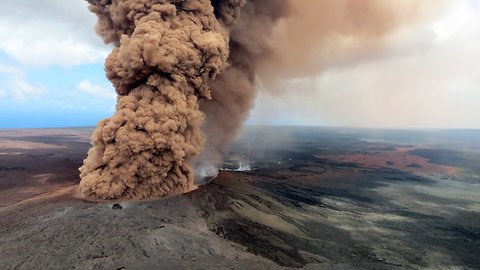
top-left (80, 0), bottom-right (441, 200)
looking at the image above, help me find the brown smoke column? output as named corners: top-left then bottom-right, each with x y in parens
top-left (79, 0), bottom-right (443, 200)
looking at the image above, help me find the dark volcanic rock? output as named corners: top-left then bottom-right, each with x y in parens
top-left (1, 127), bottom-right (480, 269)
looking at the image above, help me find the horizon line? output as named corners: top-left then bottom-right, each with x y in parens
top-left (1, 125), bottom-right (479, 132)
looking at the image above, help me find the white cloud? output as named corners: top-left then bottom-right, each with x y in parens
top-left (0, 35), bottom-right (108, 67)
top-left (77, 80), bottom-right (116, 100)
top-left (0, 64), bottom-right (45, 102)
top-left (0, 64), bottom-right (24, 77)
top-left (10, 78), bottom-right (45, 101)
top-left (0, 77), bottom-right (46, 102)
top-left (0, 0), bottom-right (108, 67)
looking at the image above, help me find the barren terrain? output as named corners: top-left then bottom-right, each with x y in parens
top-left (1, 127), bottom-right (479, 269)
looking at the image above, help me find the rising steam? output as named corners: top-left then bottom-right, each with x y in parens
top-left (79, 0), bottom-right (443, 200)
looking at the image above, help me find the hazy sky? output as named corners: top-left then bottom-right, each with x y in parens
top-left (0, 0), bottom-right (479, 129)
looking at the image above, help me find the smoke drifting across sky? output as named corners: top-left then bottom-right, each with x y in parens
top-left (249, 0), bottom-right (480, 129)
top-left (79, 0), bottom-right (456, 200)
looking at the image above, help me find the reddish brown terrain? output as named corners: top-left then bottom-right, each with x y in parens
top-left (316, 147), bottom-right (460, 175)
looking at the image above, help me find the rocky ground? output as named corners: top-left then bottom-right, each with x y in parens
top-left (1, 127), bottom-right (479, 269)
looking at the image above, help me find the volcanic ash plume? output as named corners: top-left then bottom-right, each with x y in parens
top-left (194, 0), bottom-right (289, 177)
top-left (80, 0), bottom-right (442, 200)
top-left (79, 0), bottom-right (236, 200)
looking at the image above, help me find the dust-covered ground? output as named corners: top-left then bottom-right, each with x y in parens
top-left (0, 127), bottom-right (479, 269)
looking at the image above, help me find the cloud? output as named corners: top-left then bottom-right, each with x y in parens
top-left (0, 63), bottom-right (45, 102)
top-left (4, 77), bottom-right (45, 102)
top-left (0, 36), bottom-right (108, 67)
top-left (9, 78), bottom-right (45, 102)
top-left (0, 0), bottom-right (108, 67)
top-left (77, 80), bottom-right (116, 100)
top-left (0, 64), bottom-right (24, 77)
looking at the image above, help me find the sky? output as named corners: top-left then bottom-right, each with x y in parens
top-left (0, 0), bottom-right (479, 129)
